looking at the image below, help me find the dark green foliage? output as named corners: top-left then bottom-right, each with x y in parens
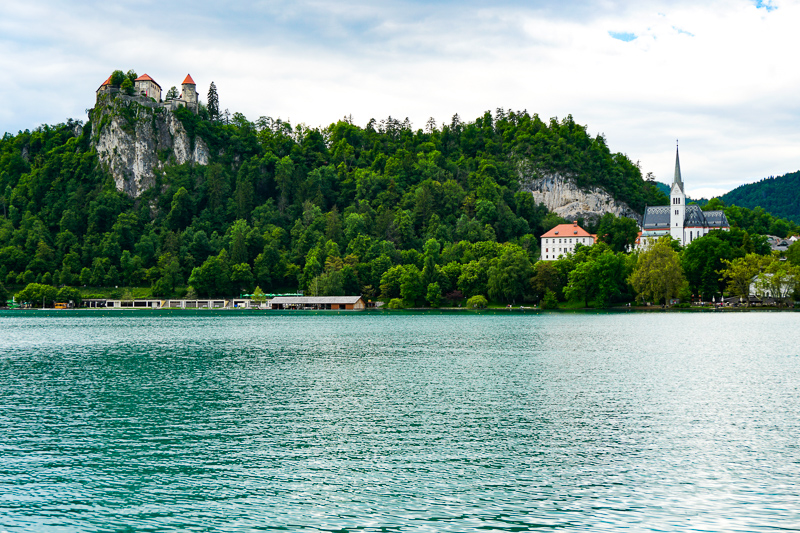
top-left (207, 82), bottom-right (219, 121)
top-left (15, 282), bottom-right (58, 307)
top-left (706, 200), bottom-right (800, 238)
top-left (720, 170), bottom-right (800, 224)
top-left (595, 213), bottom-right (640, 253)
top-left (0, 106), bottom-right (707, 301)
top-left (109, 70), bottom-right (125, 86)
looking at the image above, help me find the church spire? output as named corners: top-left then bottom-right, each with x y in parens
top-left (673, 141), bottom-right (684, 193)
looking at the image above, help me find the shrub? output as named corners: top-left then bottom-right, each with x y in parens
top-left (540, 289), bottom-right (558, 309)
top-left (387, 298), bottom-right (405, 309)
top-left (466, 295), bottom-right (488, 309)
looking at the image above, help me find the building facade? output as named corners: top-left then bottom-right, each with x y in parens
top-left (540, 222), bottom-right (596, 261)
top-left (134, 74), bottom-right (162, 101)
top-left (640, 146), bottom-right (729, 247)
top-left (96, 72), bottom-right (198, 113)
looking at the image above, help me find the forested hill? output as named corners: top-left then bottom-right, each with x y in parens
top-left (0, 96), bottom-right (666, 300)
top-left (720, 171), bottom-right (800, 224)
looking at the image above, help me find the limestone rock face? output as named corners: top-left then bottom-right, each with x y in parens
top-left (517, 163), bottom-right (642, 224)
top-left (92, 96), bottom-right (208, 198)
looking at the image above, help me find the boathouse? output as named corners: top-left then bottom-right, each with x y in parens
top-left (269, 296), bottom-right (366, 310)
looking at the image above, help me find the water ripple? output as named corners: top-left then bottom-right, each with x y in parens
top-left (0, 311), bottom-right (799, 531)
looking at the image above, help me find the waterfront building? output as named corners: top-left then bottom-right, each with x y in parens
top-left (269, 296), bottom-right (366, 310)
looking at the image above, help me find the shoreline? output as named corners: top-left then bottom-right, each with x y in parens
top-left (1, 306), bottom-right (796, 315)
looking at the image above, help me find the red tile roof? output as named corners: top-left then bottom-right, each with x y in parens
top-left (182, 74), bottom-right (196, 85)
top-left (100, 75), bottom-right (112, 87)
top-left (134, 73), bottom-right (161, 88)
top-left (540, 223), bottom-right (595, 240)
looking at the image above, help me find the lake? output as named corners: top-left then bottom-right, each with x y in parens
top-left (1, 310), bottom-right (798, 532)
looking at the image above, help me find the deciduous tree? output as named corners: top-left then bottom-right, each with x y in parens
top-left (628, 237), bottom-right (685, 304)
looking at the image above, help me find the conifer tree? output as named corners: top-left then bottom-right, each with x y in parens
top-left (207, 82), bottom-right (219, 121)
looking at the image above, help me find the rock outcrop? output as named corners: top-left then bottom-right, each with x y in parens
top-left (92, 95), bottom-right (208, 197)
top-left (517, 162), bottom-right (642, 224)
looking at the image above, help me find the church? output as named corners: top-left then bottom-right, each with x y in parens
top-left (640, 146), bottom-right (729, 247)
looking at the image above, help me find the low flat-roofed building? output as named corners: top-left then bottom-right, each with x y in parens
top-left (269, 296), bottom-right (366, 310)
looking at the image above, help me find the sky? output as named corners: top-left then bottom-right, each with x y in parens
top-left (1, 0), bottom-right (798, 198)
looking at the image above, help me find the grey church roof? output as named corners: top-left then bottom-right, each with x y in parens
top-left (684, 205), bottom-right (706, 226)
top-left (703, 210), bottom-right (729, 227)
top-left (642, 205), bottom-right (730, 230)
top-left (642, 206), bottom-right (670, 229)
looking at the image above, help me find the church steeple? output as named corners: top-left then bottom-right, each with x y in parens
top-left (673, 141), bottom-right (684, 193)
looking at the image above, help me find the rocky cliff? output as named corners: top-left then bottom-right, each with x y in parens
top-left (517, 162), bottom-right (642, 224)
top-left (91, 95), bottom-right (208, 197)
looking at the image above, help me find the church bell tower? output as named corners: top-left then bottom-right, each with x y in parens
top-left (670, 143), bottom-right (686, 243)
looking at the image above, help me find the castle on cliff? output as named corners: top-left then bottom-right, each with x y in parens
top-left (96, 73), bottom-right (198, 112)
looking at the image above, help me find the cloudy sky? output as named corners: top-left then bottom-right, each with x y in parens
top-left (1, 0), bottom-right (798, 198)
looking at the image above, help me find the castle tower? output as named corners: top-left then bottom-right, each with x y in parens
top-left (669, 143), bottom-right (686, 242)
top-left (181, 74), bottom-right (197, 110)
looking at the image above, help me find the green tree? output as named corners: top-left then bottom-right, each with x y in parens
top-left (540, 289), bottom-right (558, 309)
top-left (628, 237), bottom-right (685, 304)
top-left (487, 246), bottom-right (533, 303)
top-left (230, 263), bottom-right (254, 294)
top-left (564, 260), bottom-right (595, 307)
top-left (681, 234), bottom-right (735, 300)
top-left (207, 81), bottom-right (219, 120)
top-left (188, 253), bottom-right (231, 297)
top-left (79, 267), bottom-right (91, 286)
top-left (167, 187), bottom-right (193, 230)
top-left (252, 286), bottom-right (266, 306)
top-left (15, 283), bottom-right (58, 308)
top-left (719, 253), bottom-right (768, 306)
top-left (531, 260), bottom-right (562, 303)
top-left (786, 240), bottom-right (800, 266)
top-left (426, 282), bottom-right (442, 307)
top-left (379, 265), bottom-right (405, 301)
top-left (596, 213), bottom-right (640, 253)
top-left (400, 265), bottom-right (424, 307)
top-left (166, 86), bottom-right (179, 100)
top-left (109, 70), bottom-right (126, 86)
top-left (56, 286), bottom-right (82, 307)
top-left (466, 295), bottom-right (488, 308)
top-left (121, 78), bottom-right (134, 96)
top-left (755, 256), bottom-right (800, 300)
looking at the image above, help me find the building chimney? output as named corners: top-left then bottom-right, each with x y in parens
top-left (573, 220), bottom-right (578, 226)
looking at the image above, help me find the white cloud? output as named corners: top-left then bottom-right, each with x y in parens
top-left (1, 0), bottom-right (798, 196)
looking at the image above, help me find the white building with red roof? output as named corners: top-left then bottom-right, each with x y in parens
top-left (540, 221), bottom-right (597, 261)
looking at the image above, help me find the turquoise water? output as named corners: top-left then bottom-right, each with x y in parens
top-left (1, 310), bottom-right (799, 532)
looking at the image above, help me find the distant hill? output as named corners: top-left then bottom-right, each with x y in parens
top-left (654, 182), bottom-right (707, 207)
top-left (720, 171), bottom-right (800, 224)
